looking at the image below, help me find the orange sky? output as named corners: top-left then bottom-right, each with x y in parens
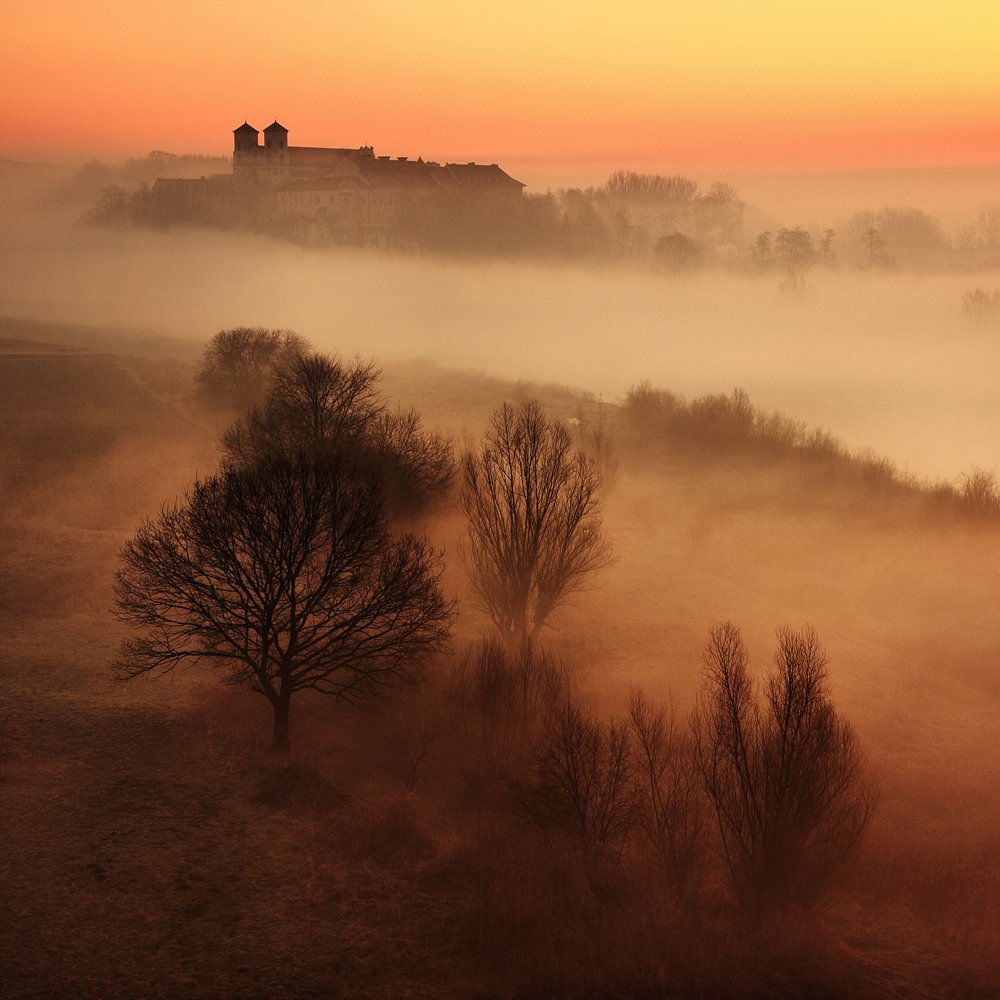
top-left (4, 1), bottom-right (999, 174)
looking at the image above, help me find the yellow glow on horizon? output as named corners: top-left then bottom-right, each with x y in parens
top-left (4, 1), bottom-right (1000, 171)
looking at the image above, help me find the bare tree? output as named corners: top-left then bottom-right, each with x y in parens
top-left (462, 400), bottom-right (611, 646)
top-left (627, 689), bottom-right (706, 896)
top-left (114, 456), bottom-right (454, 753)
top-left (367, 407), bottom-right (456, 515)
top-left (196, 327), bottom-right (310, 411)
top-left (223, 352), bottom-right (454, 515)
top-left (978, 204), bottom-right (1000, 248)
top-left (694, 623), bottom-right (874, 915)
top-left (518, 697), bottom-right (638, 855)
top-left (222, 353), bottom-right (382, 468)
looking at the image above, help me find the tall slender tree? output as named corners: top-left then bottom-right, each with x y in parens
top-left (462, 400), bottom-right (611, 646)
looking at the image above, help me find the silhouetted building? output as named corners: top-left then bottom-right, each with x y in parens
top-left (150, 121), bottom-right (524, 245)
top-left (228, 120), bottom-right (525, 243)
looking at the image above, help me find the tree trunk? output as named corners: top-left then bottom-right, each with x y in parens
top-left (271, 696), bottom-right (291, 754)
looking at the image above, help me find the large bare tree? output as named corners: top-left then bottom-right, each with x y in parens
top-left (114, 456), bottom-right (453, 752)
top-left (462, 400), bottom-right (611, 646)
top-left (694, 623), bottom-right (875, 915)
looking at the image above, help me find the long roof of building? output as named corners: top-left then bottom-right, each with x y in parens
top-left (280, 152), bottom-right (523, 191)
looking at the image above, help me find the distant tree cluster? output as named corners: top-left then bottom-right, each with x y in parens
top-left (844, 207), bottom-right (948, 268)
top-left (60, 151), bottom-right (231, 204)
top-left (75, 149), bottom-right (1000, 280)
top-left (543, 171), bottom-right (745, 264)
top-left (196, 327), bottom-right (310, 410)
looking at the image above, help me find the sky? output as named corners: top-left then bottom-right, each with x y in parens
top-left (4, 1), bottom-right (1000, 173)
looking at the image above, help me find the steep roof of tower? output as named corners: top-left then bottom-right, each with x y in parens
top-left (234, 122), bottom-right (259, 134)
top-left (264, 120), bottom-right (288, 133)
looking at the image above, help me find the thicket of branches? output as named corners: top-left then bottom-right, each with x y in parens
top-left (477, 622), bottom-right (873, 919)
top-left (196, 327), bottom-right (311, 411)
top-left (694, 623), bottom-right (875, 914)
top-left (616, 380), bottom-right (1000, 519)
top-left (222, 351), bottom-right (455, 516)
top-left (462, 400), bottom-right (612, 646)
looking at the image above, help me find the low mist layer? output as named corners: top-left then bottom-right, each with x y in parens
top-left (2, 171), bottom-right (999, 481)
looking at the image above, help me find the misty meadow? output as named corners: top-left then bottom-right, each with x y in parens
top-left (1, 133), bottom-right (999, 999)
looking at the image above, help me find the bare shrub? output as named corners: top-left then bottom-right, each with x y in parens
top-left (622, 382), bottom-right (679, 455)
top-left (367, 407), bottom-right (456, 514)
top-left (450, 636), bottom-right (567, 792)
top-left (517, 697), bottom-right (638, 855)
top-left (752, 410), bottom-right (806, 450)
top-left (961, 287), bottom-right (1000, 325)
top-left (695, 623), bottom-right (875, 915)
top-left (687, 388), bottom-right (754, 445)
top-left (960, 466), bottom-right (1000, 515)
top-left (856, 448), bottom-right (902, 491)
top-left (626, 689), bottom-right (706, 896)
top-left (801, 427), bottom-right (844, 460)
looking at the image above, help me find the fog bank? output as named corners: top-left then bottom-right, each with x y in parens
top-left (2, 189), bottom-right (998, 482)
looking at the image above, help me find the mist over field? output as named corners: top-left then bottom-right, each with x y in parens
top-left (2, 154), bottom-right (1000, 998)
top-left (2, 164), bottom-right (1000, 482)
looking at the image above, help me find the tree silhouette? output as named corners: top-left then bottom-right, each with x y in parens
top-left (114, 457), bottom-right (453, 753)
top-left (517, 697), bottom-right (638, 855)
top-left (602, 171), bottom-right (699, 202)
top-left (774, 227), bottom-right (816, 294)
top-left (627, 689), bottom-right (706, 896)
top-left (694, 623), bottom-right (874, 915)
top-left (462, 400), bottom-right (611, 646)
top-left (222, 352), bottom-right (454, 516)
top-left (196, 327), bottom-right (310, 411)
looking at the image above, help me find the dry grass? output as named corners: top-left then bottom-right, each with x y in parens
top-left (2, 319), bottom-right (999, 997)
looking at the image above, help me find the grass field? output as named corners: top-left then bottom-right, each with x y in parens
top-left (1, 317), bottom-right (999, 998)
